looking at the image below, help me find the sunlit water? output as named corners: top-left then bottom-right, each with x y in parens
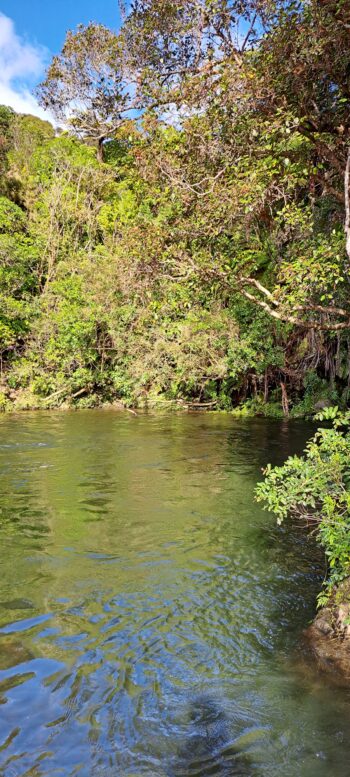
top-left (0, 411), bottom-right (349, 777)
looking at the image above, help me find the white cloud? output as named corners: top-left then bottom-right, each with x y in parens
top-left (0, 13), bottom-right (52, 121)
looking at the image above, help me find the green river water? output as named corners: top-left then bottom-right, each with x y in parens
top-left (0, 411), bottom-right (349, 776)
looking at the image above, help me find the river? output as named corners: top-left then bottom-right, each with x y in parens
top-left (0, 411), bottom-right (349, 776)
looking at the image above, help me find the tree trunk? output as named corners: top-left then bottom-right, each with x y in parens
top-left (280, 381), bottom-right (289, 417)
top-left (264, 369), bottom-right (268, 403)
top-left (97, 136), bottom-right (105, 163)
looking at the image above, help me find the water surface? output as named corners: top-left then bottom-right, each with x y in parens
top-left (0, 411), bottom-right (348, 776)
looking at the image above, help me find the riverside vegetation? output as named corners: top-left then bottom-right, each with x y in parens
top-left (2, 2), bottom-right (350, 603)
top-left (256, 407), bottom-right (350, 603)
top-left (256, 406), bottom-right (350, 675)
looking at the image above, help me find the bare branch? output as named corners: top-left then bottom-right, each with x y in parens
top-left (239, 276), bottom-right (279, 305)
top-left (238, 277), bottom-right (350, 321)
top-left (241, 14), bottom-right (257, 52)
top-left (238, 287), bottom-right (350, 330)
top-left (297, 303), bottom-right (350, 317)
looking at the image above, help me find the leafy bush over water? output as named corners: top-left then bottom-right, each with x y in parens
top-left (256, 408), bottom-right (350, 602)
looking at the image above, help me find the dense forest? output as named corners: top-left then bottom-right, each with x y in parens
top-left (1, 0), bottom-right (350, 415)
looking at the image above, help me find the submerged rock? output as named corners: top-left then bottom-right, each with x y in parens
top-left (303, 578), bottom-right (350, 683)
top-left (168, 694), bottom-right (257, 776)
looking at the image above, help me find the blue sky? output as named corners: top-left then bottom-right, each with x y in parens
top-left (0, 1), bottom-right (122, 119)
top-left (0, 1), bottom-right (121, 51)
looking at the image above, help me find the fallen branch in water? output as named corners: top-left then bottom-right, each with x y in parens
top-left (184, 400), bottom-right (218, 407)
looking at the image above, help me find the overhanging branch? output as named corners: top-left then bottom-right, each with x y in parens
top-left (237, 278), bottom-right (350, 331)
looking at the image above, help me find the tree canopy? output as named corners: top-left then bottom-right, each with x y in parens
top-left (0, 2), bottom-right (349, 413)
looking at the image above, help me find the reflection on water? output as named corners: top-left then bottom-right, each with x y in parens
top-left (0, 411), bottom-right (348, 776)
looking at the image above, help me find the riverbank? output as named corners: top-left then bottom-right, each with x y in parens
top-left (0, 393), bottom-right (224, 414)
top-left (0, 384), bottom-right (330, 418)
top-left (304, 578), bottom-right (350, 684)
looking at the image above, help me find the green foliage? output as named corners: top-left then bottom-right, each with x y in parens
top-left (290, 373), bottom-right (338, 418)
top-left (1, 1), bottom-right (350, 411)
top-left (0, 100), bottom-right (348, 411)
top-left (0, 106), bottom-right (14, 195)
top-left (233, 399), bottom-right (285, 418)
top-left (0, 391), bottom-right (8, 411)
top-left (256, 410), bottom-right (350, 598)
top-left (0, 197), bottom-right (26, 234)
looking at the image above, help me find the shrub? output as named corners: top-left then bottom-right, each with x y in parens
top-left (255, 408), bottom-right (350, 602)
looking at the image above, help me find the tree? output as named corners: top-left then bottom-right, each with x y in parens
top-left (120, 0), bottom-right (263, 107)
top-left (0, 196), bottom-right (39, 372)
top-left (115, 1), bottom-right (350, 330)
top-left (3, 1), bottom-right (350, 412)
top-left (37, 24), bottom-right (135, 161)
